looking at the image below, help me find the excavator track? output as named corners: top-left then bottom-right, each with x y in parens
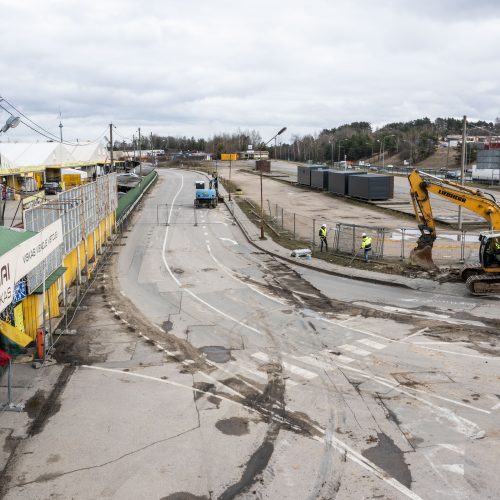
top-left (465, 273), bottom-right (500, 296)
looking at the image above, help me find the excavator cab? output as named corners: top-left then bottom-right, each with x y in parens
top-left (479, 231), bottom-right (500, 271)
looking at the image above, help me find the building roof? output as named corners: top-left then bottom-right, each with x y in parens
top-left (0, 141), bottom-right (108, 173)
top-left (0, 227), bottom-right (38, 256)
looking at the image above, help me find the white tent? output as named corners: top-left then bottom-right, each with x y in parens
top-left (66, 142), bottom-right (107, 165)
top-left (0, 142), bottom-right (74, 170)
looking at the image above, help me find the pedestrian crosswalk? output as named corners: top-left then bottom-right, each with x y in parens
top-left (235, 337), bottom-right (390, 387)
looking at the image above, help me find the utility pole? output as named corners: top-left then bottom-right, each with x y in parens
top-left (59, 113), bottom-right (63, 143)
top-left (109, 123), bottom-right (114, 173)
top-left (458, 115), bottom-right (467, 230)
top-left (138, 127), bottom-right (142, 176)
top-left (133, 134), bottom-right (136, 162)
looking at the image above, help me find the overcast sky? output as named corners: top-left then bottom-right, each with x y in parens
top-left (1, 0), bottom-right (499, 145)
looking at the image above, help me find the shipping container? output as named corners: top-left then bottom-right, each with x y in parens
top-left (297, 165), bottom-right (322, 186)
top-left (255, 160), bottom-right (271, 172)
top-left (310, 169), bottom-right (330, 189)
top-left (348, 174), bottom-right (394, 200)
top-left (328, 171), bottom-right (367, 195)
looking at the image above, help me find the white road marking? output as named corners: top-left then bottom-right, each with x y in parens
top-left (206, 245), bottom-right (286, 306)
top-left (202, 226), bottom-right (206, 229)
top-left (83, 361), bottom-right (421, 498)
top-left (337, 355), bottom-right (355, 364)
top-left (205, 240), bottom-right (210, 244)
top-left (440, 464), bottom-right (464, 475)
top-left (357, 339), bottom-right (386, 350)
top-left (381, 305), bottom-right (485, 327)
top-left (291, 290), bottom-right (320, 298)
top-left (334, 361), bottom-right (490, 427)
top-left (418, 346), bottom-right (500, 361)
top-left (219, 237), bottom-right (238, 245)
top-left (403, 327), bottom-right (429, 341)
top-left (491, 402), bottom-right (500, 410)
top-left (339, 344), bottom-right (371, 357)
top-left (204, 232), bottom-right (208, 236)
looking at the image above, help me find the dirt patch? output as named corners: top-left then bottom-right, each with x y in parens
top-left (215, 417), bottom-right (250, 436)
top-left (161, 494), bottom-right (208, 500)
top-left (29, 365), bottom-right (75, 437)
top-left (24, 389), bottom-right (47, 419)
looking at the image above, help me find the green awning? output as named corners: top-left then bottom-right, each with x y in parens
top-left (33, 266), bottom-right (67, 294)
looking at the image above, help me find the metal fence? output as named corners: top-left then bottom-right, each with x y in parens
top-left (263, 200), bottom-right (481, 266)
top-left (24, 174), bottom-right (117, 293)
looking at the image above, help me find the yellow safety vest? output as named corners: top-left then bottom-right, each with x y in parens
top-left (319, 227), bottom-right (327, 238)
top-left (361, 236), bottom-right (372, 249)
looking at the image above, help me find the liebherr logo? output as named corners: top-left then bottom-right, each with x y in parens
top-left (438, 189), bottom-right (466, 203)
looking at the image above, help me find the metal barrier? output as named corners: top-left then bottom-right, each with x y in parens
top-left (259, 200), bottom-right (480, 266)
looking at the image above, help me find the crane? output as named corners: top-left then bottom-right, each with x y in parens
top-left (408, 169), bottom-right (500, 295)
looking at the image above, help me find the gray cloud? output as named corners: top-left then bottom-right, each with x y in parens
top-left (1, 0), bottom-right (499, 145)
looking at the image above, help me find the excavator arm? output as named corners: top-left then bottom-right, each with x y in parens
top-left (408, 169), bottom-right (500, 270)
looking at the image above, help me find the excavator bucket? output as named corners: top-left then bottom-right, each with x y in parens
top-left (409, 244), bottom-right (439, 271)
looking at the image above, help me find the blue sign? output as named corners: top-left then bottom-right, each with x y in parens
top-left (13, 281), bottom-right (27, 304)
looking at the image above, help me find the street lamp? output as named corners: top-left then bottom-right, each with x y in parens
top-left (329, 137), bottom-right (334, 167)
top-left (337, 139), bottom-right (348, 162)
top-left (260, 126), bottom-right (287, 239)
top-left (381, 134), bottom-right (395, 168)
top-left (1, 115), bottom-right (20, 134)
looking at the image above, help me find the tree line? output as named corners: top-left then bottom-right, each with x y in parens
top-left (113, 117), bottom-right (500, 165)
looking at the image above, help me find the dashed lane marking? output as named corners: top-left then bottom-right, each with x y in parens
top-left (338, 344), bottom-right (371, 357)
top-left (357, 338), bottom-right (386, 350)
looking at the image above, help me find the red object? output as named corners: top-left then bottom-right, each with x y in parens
top-left (0, 349), bottom-right (12, 367)
top-left (36, 328), bottom-right (45, 360)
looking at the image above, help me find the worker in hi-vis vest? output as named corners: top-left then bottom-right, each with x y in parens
top-left (361, 233), bottom-right (372, 262)
top-left (319, 224), bottom-right (328, 252)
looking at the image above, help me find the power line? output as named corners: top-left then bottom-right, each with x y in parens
top-left (0, 96), bottom-right (65, 143)
top-left (0, 96), bottom-right (108, 146)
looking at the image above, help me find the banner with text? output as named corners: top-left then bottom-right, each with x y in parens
top-left (0, 219), bottom-right (63, 314)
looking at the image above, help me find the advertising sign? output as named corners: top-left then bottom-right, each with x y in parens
top-left (0, 219), bottom-right (62, 313)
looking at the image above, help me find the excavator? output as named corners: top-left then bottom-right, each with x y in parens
top-left (408, 169), bottom-right (500, 295)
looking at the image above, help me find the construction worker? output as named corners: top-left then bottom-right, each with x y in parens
top-left (319, 224), bottom-right (328, 252)
top-left (361, 233), bottom-right (372, 262)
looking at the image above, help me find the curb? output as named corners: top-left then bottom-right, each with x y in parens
top-left (223, 197), bottom-right (413, 290)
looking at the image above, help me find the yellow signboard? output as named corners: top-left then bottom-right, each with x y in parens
top-left (221, 153), bottom-right (237, 161)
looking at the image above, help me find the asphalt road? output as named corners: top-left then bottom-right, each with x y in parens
top-left (3, 168), bottom-right (499, 499)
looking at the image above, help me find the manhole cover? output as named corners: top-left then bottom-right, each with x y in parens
top-left (199, 346), bottom-right (231, 363)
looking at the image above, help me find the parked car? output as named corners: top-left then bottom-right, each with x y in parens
top-left (445, 171), bottom-right (460, 179)
top-left (43, 181), bottom-right (62, 195)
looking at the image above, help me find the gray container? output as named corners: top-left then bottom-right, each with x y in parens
top-left (348, 174), bottom-right (394, 200)
top-left (297, 165), bottom-right (322, 186)
top-left (310, 169), bottom-right (330, 189)
top-left (328, 171), bottom-right (367, 195)
top-left (477, 149), bottom-right (500, 170)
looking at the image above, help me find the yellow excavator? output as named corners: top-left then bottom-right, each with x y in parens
top-left (408, 169), bottom-right (500, 295)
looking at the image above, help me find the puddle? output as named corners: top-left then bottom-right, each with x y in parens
top-left (362, 433), bottom-right (412, 488)
top-left (161, 494), bottom-right (208, 500)
top-left (216, 417), bottom-right (250, 436)
top-left (199, 346), bottom-right (231, 363)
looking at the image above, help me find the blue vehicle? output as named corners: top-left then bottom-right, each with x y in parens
top-left (194, 180), bottom-right (218, 208)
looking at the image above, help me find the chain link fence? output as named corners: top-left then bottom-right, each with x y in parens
top-left (262, 200), bottom-right (481, 266)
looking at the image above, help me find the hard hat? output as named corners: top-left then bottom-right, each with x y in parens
top-left (362, 233), bottom-right (367, 237)
top-left (321, 224), bottom-right (326, 227)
